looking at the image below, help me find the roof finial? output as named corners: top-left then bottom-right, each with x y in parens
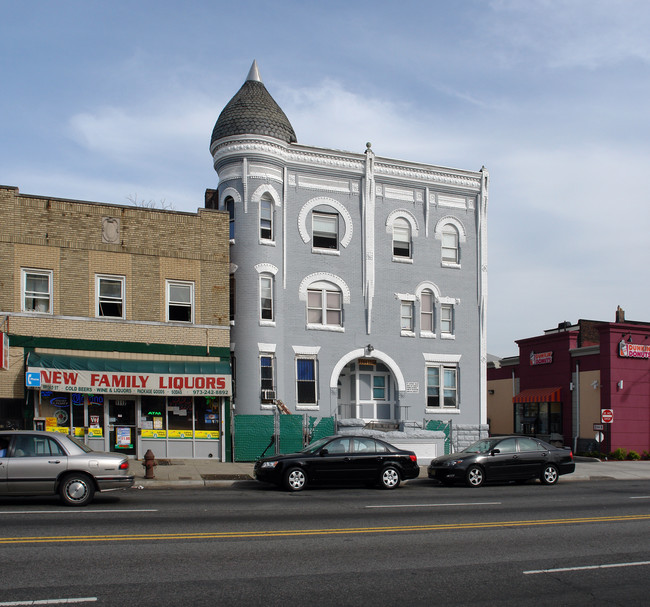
top-left (246, 60), bottom-right (262, 83)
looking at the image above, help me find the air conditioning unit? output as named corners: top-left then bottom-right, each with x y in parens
top-left (261, 389), bottom-right (276, 402)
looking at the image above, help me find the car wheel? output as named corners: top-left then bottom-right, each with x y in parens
top-left (380, 466), bottom-right (401, 489)
top-left (59, 473), bottom-right (95, 506)
top-left (465, 465), bottom-right (485, 488)
top-left (283, 467), bottom-right (307, 492)
top-left (540, 464), bottom-right (559, 485)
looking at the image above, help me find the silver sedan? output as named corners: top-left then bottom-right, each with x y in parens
top-left (0, 430), bottom-right (134, 506)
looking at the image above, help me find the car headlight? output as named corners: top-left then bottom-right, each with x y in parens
top-left (446, 459), bottom-right (464, 467)
top-left (261, 461), bottom-right (278, 469)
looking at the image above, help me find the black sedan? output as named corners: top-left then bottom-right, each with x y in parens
top-left (428, 435), bottom-right (575, 487)
top-left (254, 435), bottom-right (420, 491)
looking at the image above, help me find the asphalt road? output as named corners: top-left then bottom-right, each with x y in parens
top-left (1, 479), bottom-right (650, 606)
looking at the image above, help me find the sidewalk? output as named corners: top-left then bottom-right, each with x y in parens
top-left (130, 457), bottom-right (650, 489)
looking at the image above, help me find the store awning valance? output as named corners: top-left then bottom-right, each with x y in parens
top-left (26, 352), bottom-right (231, 396)
top-left (513, 387), bottom-right (562, 403)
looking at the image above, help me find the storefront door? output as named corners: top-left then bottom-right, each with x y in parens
top-left (108, 399), bottom-right (137, 456)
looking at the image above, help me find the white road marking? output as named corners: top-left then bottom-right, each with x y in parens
top-left (630, 496), bottom-right (650, 499)
top-left (524, 560), bottom-right (650, 575)
top-left (0, 509), bottom-right (157, 515)
top-left (365, 502), bottom-right (501, 509)
top-left (0, 598), bottom-right (97, 605)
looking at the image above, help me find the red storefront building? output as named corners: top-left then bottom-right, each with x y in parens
top-left (487, 307), bottom-right (650, 455)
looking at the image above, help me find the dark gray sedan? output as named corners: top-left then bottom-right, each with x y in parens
top-left (0, 430), bottom-right (134, 506)
top-left (428, 436), bottom-right (575, 487)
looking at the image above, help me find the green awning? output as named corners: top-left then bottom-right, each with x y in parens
top-left (27, 352), bottom-right (230, 375)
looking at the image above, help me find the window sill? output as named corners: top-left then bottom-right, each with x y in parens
top-left (311, 248), bottom-right (340, 256)
top-left (306, 323), bottom-right (344, 333)
top-left (441, 262), bottom-right (461, 270)
top-left (400, 330), bottom-right (416, 338)
top-left (296, 405), bottom-right (319, 411)
top-left (420, 331), bottom-right (437, 339)
top-left (392, 256), bottom-right (413, 264)
top-left (259, 239), bottom-right (276, 247)
top-left (259, 320), bottom-right (276, 327)
top-left (440, 333), bottom-right (455, 340)
top-left (426, 408), bottom-right (460, 414)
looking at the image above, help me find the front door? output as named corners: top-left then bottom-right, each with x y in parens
top-left (108, 399), bottom-right (137, 456)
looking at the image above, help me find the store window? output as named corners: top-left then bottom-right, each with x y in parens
top-left (514, 402), bottom-right (562, 436)
top-left (168, 396), bottom-right (193, 438)
top-left (141, 396), bottom-right (167, 438)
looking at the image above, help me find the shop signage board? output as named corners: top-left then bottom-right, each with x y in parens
top-left (619, 341), bottom-right (650, 359)
top-left (601, 409), bottom-right (614, 423)
top-left (25, 367), bottom-right (232, 397)
top-left (530, 351), bottom-right (553, 365)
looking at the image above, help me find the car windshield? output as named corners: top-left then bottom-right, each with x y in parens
top-left (299, 437), bottom-right (332, 454)
top-left (462, 439), bottom-right (501, 454)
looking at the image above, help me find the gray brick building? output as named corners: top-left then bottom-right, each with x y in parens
top-left (210, 62), bottom-right (489, 444)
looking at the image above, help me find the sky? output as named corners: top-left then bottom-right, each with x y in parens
top-left (2, 0), bottom-right (649, 357)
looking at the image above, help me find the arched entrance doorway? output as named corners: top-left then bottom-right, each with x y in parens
top-left (331, 349), bottom-right (406, 422)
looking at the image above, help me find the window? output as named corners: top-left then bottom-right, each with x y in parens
top-left (426, 365), bottom-right (458, 408)
top-left (420, 290), bottom-right (434, 333)
top-left (260, 356), bottom-right (275, 400)
top-left (400, 301), bottom-right (414, 332)
top-left (96, 275), bottom-right (124, 318)
top-left (260, 196), bottom-right (273, 240)
top-left (373, 376), bottom-right (386, 400)
top-left (307, 282), bottom-right (342, 327)
top-left (312, 212), bottom-right (338, 250)
top-left (225, 197), bottom-right (235, 239)
top-left (296, 358), bottom-right (317, 405)
top-left (229, 274), bottom-right (236, 322)
top-left (260, 274), bottom-right (274, 321)
top-left (441, 304), bottom-right (453, 335)
top-left (392, 218), bottom-right (411, 258)
top-left (167, 281), bottom-right (194, 323)
top-left (442, 225), bottom-right (459, 264)
top-left (22, 269), bottom-right (52, 313)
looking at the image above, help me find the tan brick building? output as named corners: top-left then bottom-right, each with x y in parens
top-left (0, 185), bottom-right (232, 459)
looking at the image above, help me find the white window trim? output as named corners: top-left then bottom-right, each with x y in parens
top-left (95, 274), bottom-right (125, 319)
top-left (425, 362), bottom-right (460, 411)
top-left (21, 268), bottom-right (53, 314)
top-left (307, 283), bottom-right (344, 331)
top-left (297, 197), bottom-right (353, 248)
top-left (166, 279), bottom-right (195, 324)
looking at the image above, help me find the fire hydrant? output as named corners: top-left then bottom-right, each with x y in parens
top-left (142, 449), bottom-right (157, 479)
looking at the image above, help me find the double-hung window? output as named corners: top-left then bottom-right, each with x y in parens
top-left (225, 197), bottom-right (235, 239)
top-left (307, 282), bottom-right (342, 327)
top-left (167, 280), bottom-right (194, 323)
top-left (260, 274), bottom-right (274, 321)
top-left (96, 275), bottom-right (125, 318)
top-left (441, 304), bottom-right (454, 335)
top-left (392, 218), bottom-right (411, 258)
top-left (426, 365), bottom-right (458, 408)
top-left (420, 290), bottom-right (434, 334)
top-left (260, 196), bottom-right (273, 241)
top-left (22, 269), bottom-right (52, 313)
top-left (312, 212), bottom-right (338, 250)
top-left (260, 356), bottom-right (275, 401)
top-left (296, 358), bottom-right (317, 405)
top-left (400, 301), bottom-right (414, 333)
top-left (442, 226), bottom-right (459, 264)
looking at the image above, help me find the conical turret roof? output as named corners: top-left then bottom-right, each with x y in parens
top-left (210, 61), bottom-right (297, 146)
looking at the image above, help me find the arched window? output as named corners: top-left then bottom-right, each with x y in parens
top-left (224, 196), bottom-right (235, 239)
top-left (442, 225), bottom-right (459, 264)
top-left (312, 212), bottom-right (339, 250)
top-left (260, 195), bottom-right (273, 241)
top-left (392, 217), bottom-right (412, 258)
top-left (420, 289), bottom-right (434, 333)
top-left (307, 281), bottom-right (342, 327)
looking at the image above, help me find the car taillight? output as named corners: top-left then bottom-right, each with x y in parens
top-left (569, 451), bottom-right (574, 460)
top-left (119, 461), bottom-right (129, 470)
top-left (409, 454), bottom-right (417, 462)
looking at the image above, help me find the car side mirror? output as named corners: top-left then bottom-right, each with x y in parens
top-left (490, 448), bottom-right (500, 455)
top-left (320, 449), bottom-right (329, 456)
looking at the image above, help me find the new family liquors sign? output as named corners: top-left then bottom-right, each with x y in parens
top-left (27, 368), bottom-right (232, 397)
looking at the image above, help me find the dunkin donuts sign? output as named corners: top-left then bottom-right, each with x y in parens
top-left (28, 368), bottom-right (231, 396)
